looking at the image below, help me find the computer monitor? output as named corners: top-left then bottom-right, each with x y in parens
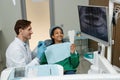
top-left (78, 5), bottom-right (111, 46)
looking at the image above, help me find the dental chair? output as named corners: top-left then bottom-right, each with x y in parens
top-left (1, 64), bottom-right (63, 80)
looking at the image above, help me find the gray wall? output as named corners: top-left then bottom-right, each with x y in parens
top-left (49, 0), bottom-right (89, 37)
top-left (0, 0), bottom-right (23, 72)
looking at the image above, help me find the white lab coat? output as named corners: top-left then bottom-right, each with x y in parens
top-left (6, 37), bottom-right (39, 68)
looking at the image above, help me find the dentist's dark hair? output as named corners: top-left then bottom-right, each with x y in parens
top-left (14, 19), bottom-right (31, 35)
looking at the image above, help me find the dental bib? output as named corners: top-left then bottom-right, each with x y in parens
top-left (45, 42), bottom-right (71, 64)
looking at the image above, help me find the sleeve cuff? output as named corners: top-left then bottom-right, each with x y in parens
top-left (75, 50), bottom-right (77, 54)
top-left (71, 50), bottom-right (78, 56)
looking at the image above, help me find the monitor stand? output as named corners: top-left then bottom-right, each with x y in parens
top-left (88, 43), bottom-right (106, 74)
top-left (98, 43), bottom-right (105, 56)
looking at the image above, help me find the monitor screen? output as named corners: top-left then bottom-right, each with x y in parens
top-left (78, 5), bottom-right (110, 46)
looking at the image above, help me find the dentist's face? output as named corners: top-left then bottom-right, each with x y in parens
top-left (52, 28), bottom-right (64, 44)
top-left (20, 25), bottom-right (33, 41)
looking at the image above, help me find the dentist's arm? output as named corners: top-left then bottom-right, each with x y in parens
top-left (27, 41), bottom-right (46, 66)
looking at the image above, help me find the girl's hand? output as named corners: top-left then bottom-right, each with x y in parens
top-left (70, 44), bottom-right (76, 54)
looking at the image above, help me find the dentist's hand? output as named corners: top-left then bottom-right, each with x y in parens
top-left (37, 41), bottom-right (46, 59)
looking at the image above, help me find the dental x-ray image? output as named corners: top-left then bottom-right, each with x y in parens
top-left (78, 6), bottom-right (108, 44)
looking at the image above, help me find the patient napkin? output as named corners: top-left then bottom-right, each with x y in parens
top-left (45, 42), bottom-right (71, 64)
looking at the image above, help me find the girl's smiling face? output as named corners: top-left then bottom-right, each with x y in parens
top-left (52, 28), bottom-right (64, 44)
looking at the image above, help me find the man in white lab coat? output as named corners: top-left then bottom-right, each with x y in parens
top-left (6, 19), bottom-right (45, 68)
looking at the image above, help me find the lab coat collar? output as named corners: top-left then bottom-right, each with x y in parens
top-left (15, 37), bottom-right (26, 46)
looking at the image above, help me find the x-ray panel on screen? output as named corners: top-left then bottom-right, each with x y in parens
top-left (78, 5), bottom-right (110, 46)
